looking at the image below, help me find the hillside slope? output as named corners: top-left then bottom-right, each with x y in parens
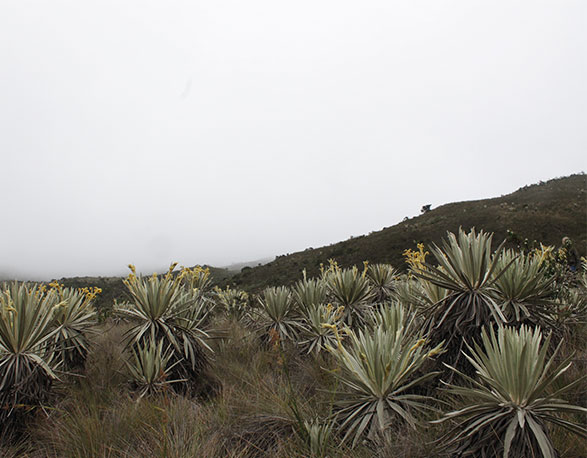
top-left (226, 174), bottom-right (586, 291)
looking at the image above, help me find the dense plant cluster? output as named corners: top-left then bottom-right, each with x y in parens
top-left (0, 282), bottom-right (98, 430)
top-left (1, 228), bottom-right (586, 457)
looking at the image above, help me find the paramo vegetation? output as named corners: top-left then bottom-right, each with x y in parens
top-left (1, 228), bottom-right (586, 457)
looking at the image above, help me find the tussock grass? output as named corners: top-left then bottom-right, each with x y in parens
top-left (1, 315), bottom-right (583, 457)
top-left (1, 318), bottom-right (433, 457)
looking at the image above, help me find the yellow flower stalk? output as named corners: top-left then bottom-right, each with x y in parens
top-left (403, 243), bottom-right (429, 270)
top-left (408, 338), bottom-right (427, 352)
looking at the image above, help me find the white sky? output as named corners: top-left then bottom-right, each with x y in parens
top-left (1, 1), bottom-right (585, 279)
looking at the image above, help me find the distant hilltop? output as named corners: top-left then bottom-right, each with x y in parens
top-left (224, 174), bottom-right (586, 291)
top-left (221, 257), bottom-right (274, 272)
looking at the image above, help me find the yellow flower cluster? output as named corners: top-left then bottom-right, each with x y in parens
top-left (324, 303), bottom-right (344, 321)
top-left (321, 321), bottom-right (350, 349)
top-left (125, 264), bottom-right (138, 285)
top-left (531, 244), bottom-right (555, 265)
top-left (180, 265), bottom-right (211, 294)
top-left (403, 243), bottom-right (429, 270)
top-left (80, 286), bottom-right (102, 300)
top-left (179, 265), bottom-right (210, 281)
top-left (48, 281), bottom-right (65, 290)
top-left (165, 262), bottom-right (179, 279)
top-left (3, 297), bottom-right (16, 314)
top-left (322, 259), bottom-right (340, 275)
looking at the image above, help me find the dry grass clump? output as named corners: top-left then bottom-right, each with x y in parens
top-left (0, 320), bottom-right (360, 457)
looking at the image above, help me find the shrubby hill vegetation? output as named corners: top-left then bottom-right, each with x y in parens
top-left (228, 174), bottom-right (586, 291)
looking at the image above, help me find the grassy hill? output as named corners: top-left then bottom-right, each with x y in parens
top-left (224, 174), bottom-right (586, 292)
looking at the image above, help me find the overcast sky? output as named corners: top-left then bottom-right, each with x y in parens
top-left (1, 1), bottom-right (585, 279)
